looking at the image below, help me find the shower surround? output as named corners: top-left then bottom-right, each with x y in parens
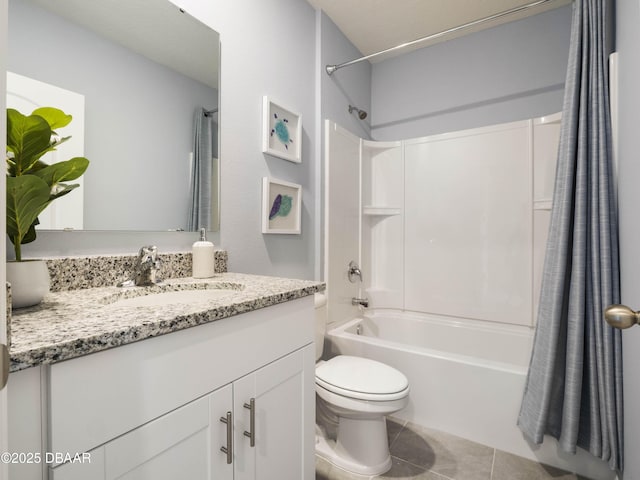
top-left (323, 116), bottom-right (617, 479)
top-left (324, 115), bottom-right (561, 328)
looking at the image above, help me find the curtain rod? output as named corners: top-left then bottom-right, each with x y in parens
top-left (326, 0), bottom-right (556, 75)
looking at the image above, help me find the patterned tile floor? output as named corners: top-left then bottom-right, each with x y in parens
top-left (316, 418), bottom-right (591, 480)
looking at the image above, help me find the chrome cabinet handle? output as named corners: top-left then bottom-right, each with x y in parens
top-left (219, 411), bottom-right (232, 464)
top-left (605, 304), bottom-right (640, 329)
top-left (243, 398), bottom-right (255, 447)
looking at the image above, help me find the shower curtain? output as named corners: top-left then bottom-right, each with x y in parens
top-left (187, 108), bottom-right (215, 231)
top-left (518, 0), bottom-right (623, 472)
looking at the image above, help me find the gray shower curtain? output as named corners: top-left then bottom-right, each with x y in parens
top-left (187, 107), bottom-right (215, 231)
top-left (517, 0), bottom-right (623, 472)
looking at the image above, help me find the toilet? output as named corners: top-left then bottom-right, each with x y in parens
top-left (314, 295), bottom-right (410, 476)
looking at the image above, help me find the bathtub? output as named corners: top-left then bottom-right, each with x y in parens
top-left (325, 310), bottom-right (615, 480)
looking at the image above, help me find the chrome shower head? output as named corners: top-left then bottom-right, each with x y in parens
top-left (348, 105), bottom-right (367, 120)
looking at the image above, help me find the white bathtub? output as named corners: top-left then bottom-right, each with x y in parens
top-left (325, 310), bottom-right (615, 480)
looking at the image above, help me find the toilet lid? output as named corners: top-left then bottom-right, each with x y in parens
top-left (316, 356), bottom-right (409, 398)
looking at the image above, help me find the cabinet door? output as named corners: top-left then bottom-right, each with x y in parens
top-left (233, 345), bottom-right (314, 480)
top-left (50, 447), bottom-right (105, 480)
top-left (104, 396), bottom-right (210, 480)
top-left (210, 384), bottom-right (235, 479)
top-left (52, 383), bottom-right (235, 480)
top-left (62, 384), bottom-right (232, 480)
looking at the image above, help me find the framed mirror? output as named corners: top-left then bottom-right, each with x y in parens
top-left (7, 0), bottom-right (220, 232)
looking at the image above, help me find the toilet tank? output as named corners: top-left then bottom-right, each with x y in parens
top-left (314, 293), bottom-right (327, 360)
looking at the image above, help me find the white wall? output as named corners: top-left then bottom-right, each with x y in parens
top-left (615, 2), bottom-right (640, 478)
top-left (371, 5), bottom-right (572, 140)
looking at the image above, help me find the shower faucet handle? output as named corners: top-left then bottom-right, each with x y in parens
top-left (348, 261), bottom-right (363, 283)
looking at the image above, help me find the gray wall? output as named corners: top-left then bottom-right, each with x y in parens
top-left (7, 1), bottom-right (572, 284)
top-left (320, 11), bottom-right (371, 141)
top-left (615, 2), bottom-right (640, 478)
top-left (14, 0), bottom-right (318, 280)
top-left (174, 0), bottom-right (317, 279)
top-left (8, 0), bottom-right (218, 231)
top-left (371, 5), bottom-right (572, 140)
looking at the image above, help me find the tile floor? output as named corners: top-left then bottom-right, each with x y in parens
top-left (316, 418), bottom-right (591, 480)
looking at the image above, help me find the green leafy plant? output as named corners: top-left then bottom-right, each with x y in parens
top-left (6, 107), bottom-right (89, 261)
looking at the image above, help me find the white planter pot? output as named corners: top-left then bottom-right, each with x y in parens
top-left (7, 260), bottom-right (50, 309)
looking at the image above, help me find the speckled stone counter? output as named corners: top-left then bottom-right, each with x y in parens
top-left (9, 272), bottom-right (324, 372)
top-left (46, 250), bottom-right (228, 292)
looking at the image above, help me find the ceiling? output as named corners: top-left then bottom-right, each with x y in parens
top-left (308, 0), bottom-right (571, 63)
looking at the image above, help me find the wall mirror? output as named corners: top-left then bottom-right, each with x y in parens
top-left (7, 0), bottom-right (220, 232)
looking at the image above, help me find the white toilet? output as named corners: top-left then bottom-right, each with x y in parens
top-left (315, 296), bottom-right (410, 476)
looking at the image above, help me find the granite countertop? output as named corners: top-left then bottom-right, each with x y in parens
top-left (9, 272), bottom-right (325, 372)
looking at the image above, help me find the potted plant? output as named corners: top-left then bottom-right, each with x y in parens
top-left (6, 107), bottom-right (89, 308)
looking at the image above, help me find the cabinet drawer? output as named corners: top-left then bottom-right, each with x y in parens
top-left (48, 296), bottom-right (314, 456)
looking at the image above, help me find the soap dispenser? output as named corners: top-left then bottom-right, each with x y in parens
top-left (192, 228), bottom-right (215, 278)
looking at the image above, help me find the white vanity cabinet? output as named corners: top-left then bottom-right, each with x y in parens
top-left (8, 296), bottom-right (315, 480)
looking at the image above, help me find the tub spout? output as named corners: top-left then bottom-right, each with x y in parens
top-left (352, 297), bottom-right (369, 308)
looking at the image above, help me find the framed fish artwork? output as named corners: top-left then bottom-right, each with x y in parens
top-left (262, 96), bottom-right (302, 163)
top-left (262, 177), bottom-right (302, 234)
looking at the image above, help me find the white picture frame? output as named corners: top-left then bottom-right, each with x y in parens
top-left (262, 177), bottom-right (302, 234)
top-left (262, 96), bottom-right (302, 163)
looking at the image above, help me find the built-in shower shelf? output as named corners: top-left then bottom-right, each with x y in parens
top-left (533, 200), bottom-right (552, 211)
top-left (362, 206), bottom-right (402, 216)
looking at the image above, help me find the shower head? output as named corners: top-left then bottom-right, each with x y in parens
top-left (348, 105), bottom-right (367, 120)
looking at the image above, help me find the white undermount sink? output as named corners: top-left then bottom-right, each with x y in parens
top-left (102, 283), bottom-right (243, 309)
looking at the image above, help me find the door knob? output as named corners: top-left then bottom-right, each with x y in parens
top-left (604, 304), bottom-right (640, 329)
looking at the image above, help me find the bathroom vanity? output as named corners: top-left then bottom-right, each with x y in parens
top-left (7, 271), bottom-right (323, 480)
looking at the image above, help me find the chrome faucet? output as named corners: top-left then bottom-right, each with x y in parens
top-left (133, 245), bottom-right (161, 286)
top-left (352, 297), bottom-right (369, 308)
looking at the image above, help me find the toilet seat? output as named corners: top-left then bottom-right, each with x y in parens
top-left (316, 356), bottom-right (409, 401)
